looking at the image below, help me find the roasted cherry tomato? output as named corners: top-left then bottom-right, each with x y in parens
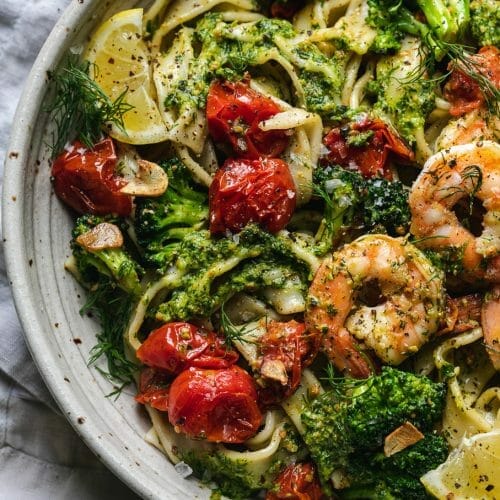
top-left (51, 137), bottom-right (132, 216)
top-left (266, 462), bottom-right (323, 500)
top-left (322, 118), bottom-right (414, 179)
top-left (444, 46), bottom-right (500, 116)
top-left (270, 0), bottom-right (302, 19)
top-left (206, 79), bottom-right (290, 158)
top-left (258, 320), bottom-right (320, 405)
top-left (135, 367), bottom-right (170, 412)
top-left (209, 157), bottom-right (296, 234)
top-left (168, 366), bottom-right (262, 443)
top-left (136, 322), bottom-right (238, 375)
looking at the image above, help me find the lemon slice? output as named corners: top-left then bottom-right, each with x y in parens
top-left (85, 8), bottom-right (168, 144)
top-left (421, 428), bottom-right (500, 499)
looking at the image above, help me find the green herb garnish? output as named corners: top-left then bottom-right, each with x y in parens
top-left (46, 56), bottom-right (133, 156)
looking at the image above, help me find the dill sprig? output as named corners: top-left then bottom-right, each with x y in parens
top-left (219, 304), bottom-right (256, 348)
top-left (81, 282), bottom-right (137, 398)
top-left (444, 41), bottom-right (500, 116)
top-left (321, 363), bottom-right (373, 400)
top-left (46, 56), bottom-right (133, 157)
top-left (405, 38), bottom-right (500, 116)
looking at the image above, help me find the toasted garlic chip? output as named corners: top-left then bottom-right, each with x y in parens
top-left (384, 421), bottom-right (424, 457)
top-left (76, 223), bottom-right (124, 252)
top-left (120, 159), bottom-right (168, 197)
top-left (260, 358), bottom-right (288, 385)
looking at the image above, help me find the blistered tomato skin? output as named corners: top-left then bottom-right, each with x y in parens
top-left (136, 322), bottom-right (239, 374)
top-left (51, 137), bottom-right (132, 216)
top-left (444, 46), bottom-right (500, 116)
top-left (258, 320), bottom-right (321, 406)
top-left (209, 157), bottom-right (296, 234)
top-left (206, 79), bottom-right (290, 159)
top-left (322, 118), bottom-right (414, 179)
top-left (168, 366), bottom-right (262, 443)
top-left (266, 462), bottom-right (323, 500)
top-left (135, 367), bottom-right (170, 412)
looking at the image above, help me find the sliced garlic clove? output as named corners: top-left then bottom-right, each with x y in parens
top-left (260, 358), bottom-right (288, 385)
top-left (76, 222), bottom-right (124, 252)
top-left (384, 421), bottom-right (424, 457)
top-left (120, 159), bottom-right (168, 197)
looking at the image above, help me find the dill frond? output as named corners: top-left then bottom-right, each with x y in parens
top-left (46, 56), bottom-right (133, 157)
top-left (81, 282), bottom-right (137, 397)
top-left (321, 363), bottom-right (373, 400)
top-left (405, 38), bottom-right (500, 116)
top-left (219, 304), bottom-right (256, 348)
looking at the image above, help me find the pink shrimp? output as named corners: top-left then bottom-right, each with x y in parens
top-left (410, 141), bottom-right (500, 283)
top-left (305, 235), bottom-right (445, 377)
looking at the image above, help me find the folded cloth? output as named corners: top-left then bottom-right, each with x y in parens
top-left (0, 1), bottom-right (138, 498)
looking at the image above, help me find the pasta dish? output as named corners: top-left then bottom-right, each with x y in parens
top-left (47, 0), bottom-right (499, 498)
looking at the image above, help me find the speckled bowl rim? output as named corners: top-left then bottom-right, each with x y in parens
top-left (2, 1), bottom-right (208, 498)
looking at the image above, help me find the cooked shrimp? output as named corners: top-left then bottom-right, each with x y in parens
top-left (305, 235), bottom-right (445, 377)
top-left (435, 109), bottom-right (499, 151)
top-left (409, 141), bottom-right (500, 283)
top-left (482, 285), bottom-right (500, 370)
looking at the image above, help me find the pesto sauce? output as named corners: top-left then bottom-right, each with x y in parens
top-left (164, 13), bottom-right (346, 116)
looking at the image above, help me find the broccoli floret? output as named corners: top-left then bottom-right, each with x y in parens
top-left (134, 157), bottom-right (208, 272)
top-left (71, 214), bottom-right (143, 297)
top-left (180, 421), bottom-right (306, 500)
top-left (470, 0), bottom-right (500, 47)
top-left (367, 0), bottom-right (470, 56)
top-left (301, 366), bottom-right (446, 486)
top-left (153, 224), bottom-right (312, 323)
top-left (364, 178), bottom-right (411, 236)
top-left (312, 165), bottom-right (364, 255)
top-left (312, 166), bottom-right (411, 251)
top-left (341, 434), bottom-right (449, 499)
top-left (181, 450), bottom-right (263, 499)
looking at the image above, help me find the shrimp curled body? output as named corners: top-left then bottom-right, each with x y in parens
top-left (305, 235), bottom-right (445, 377)
top-left (409, 141), bottom-right (500, 283)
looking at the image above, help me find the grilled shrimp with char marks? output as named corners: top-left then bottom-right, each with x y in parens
top-left (305, 235), bottom-right (445, 377)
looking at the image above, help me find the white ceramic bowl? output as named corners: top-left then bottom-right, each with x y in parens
top-left (2, 1), bottom-right (208, 498)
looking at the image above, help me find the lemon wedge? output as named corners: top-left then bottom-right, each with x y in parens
top-left (84, 8), bottom-right (168, 144)
top-left (421, 428), bottom-right (500, 499)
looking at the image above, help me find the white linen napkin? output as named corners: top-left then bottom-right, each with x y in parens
top-left (0, 1), bottom-right (139, 498)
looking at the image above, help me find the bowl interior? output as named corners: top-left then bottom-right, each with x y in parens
top-left (2, 1), bottom-right (209, 498)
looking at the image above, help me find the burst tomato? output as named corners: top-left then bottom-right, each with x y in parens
top-left (136, 322), bottom-right (238, 375)
top-left (209, 157), bottom-right (296, 234)
top-left (322, 118), bottom-right (414, 179)
top-left (135, 367), bottom-right (170, 412)
top-left (51, 137), bottom-right (132, 216)
top-left (206, 79), bottom-right (290, 158)
top-left (168, 366), bottom-right (262, 443)
top-left (258, 320), bottom-right (320, 405)
top-left (266, 462), bottom-right (323, 500)
top-left (444, 46), bottom-right (500, 116)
